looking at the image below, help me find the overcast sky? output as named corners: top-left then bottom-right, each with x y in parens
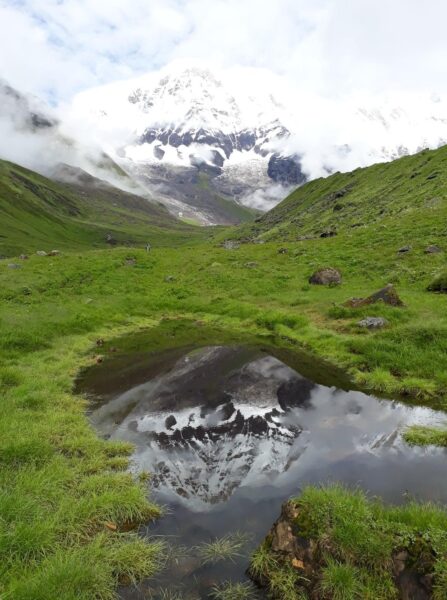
top-left (1, 0), bottom-right (447, 104)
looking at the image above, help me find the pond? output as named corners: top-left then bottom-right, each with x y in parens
top-left (77, 327), bottom-right (447, 600)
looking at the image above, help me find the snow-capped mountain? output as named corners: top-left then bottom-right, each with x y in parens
top-left (3, 63), bottom-right (447, 226)
top-left (67, 63), bottom-right (447, 224)
top-left (68, 64), bottom-right (307, 223)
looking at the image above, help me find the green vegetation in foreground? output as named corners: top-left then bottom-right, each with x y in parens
top-left (195, 533), bottom-right (249, 565)
top-left (251, 484), bottom-right (447, 599)
top-left (2, 144), bottom-right (447, 596)
top-left (0, 159), bottom-right (208, 256)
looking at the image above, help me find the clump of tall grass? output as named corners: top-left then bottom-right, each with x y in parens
top-left (195, 532), bottom-right (250, 565)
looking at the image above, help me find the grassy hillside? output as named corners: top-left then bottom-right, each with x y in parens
top-left (232, 145), bottom-right (447, 243)
top-left (0, 160), bottom-right (208, 256)
top-left (2, 148), bottom-right (447, 597)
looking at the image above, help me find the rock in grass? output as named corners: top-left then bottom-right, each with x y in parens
top-left (36, 250), bottom-right (47, 256)
top-left (345, 284), bottom-right (404, 308)
top-left (19, 254), bottom-right (28, 260)
top-left (244, 262), bottom-right (258, 269)
top-left (7, 263), bottom-right (21, 269)
top-left (278, 247), bottom-right (289, 254)
top-left (397, 245), bottom-right (412, 253)
top-left (164, 275), bottom-right (175, 283)
top-left (48, 250), bottom-right (60, 257)
top-left (309, 268), bottom-right (342, 285)
top-left (425, 245), bottom-right (442, 254)
top-left (223, 240), bottom-right (240, 250)
top-left (358, 317), bottom-right (389, 329)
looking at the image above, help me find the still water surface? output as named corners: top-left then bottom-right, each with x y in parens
top-left (78, 344), bottom-right (447, 599)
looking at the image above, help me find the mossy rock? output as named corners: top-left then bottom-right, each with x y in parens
top-left (427, 270), bottom-right (447, 293)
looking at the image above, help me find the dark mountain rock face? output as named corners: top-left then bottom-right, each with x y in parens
top-left (140, 120), bottom-right (293, 175)
top-left (268, 153), bottom-right (307, 185)
top-left (0, 80), bottom-right (57, 131)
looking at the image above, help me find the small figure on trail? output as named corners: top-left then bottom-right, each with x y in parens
top-left (146, 242), bottom-right (152, 253)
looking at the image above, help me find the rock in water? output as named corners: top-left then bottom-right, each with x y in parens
top-left (309, 268), bottom-right (342, 285)
top-left (250, 500), bottom-right (434, 599)
top-left (345, 284), bottom-right (404, 307)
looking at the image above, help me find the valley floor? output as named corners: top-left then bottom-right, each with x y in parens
top-left (1, 231), bottom-right (447, 597)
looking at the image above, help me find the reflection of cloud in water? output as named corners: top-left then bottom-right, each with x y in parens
top-left (89, 346), bottom-right (447, 512)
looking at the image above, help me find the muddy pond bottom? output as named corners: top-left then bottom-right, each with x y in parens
top-left (80, 345), bottom-right (447, 599)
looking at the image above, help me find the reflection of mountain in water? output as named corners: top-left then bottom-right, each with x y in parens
top-left (90, 347), bottom-right (314, 505)
top-left (89, 345), bottom-right (446, 511)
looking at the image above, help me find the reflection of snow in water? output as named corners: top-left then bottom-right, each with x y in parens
top-left (89, 346), bottom-right (447, 512)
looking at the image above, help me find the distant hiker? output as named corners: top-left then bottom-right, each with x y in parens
top-left (146, 243), bottom-right (152, 253)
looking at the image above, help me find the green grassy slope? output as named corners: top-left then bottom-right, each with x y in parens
top-left (231, 145), bottom-right (447, 243)
top-left (2, 148), bottom-right (447, 597)
top-left (0, 160), bottom-right (208, 256)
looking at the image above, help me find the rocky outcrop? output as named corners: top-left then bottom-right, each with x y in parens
top-left (250, 500), bottom-right (434, 599)
top-left (309, 267), bottom-right (342, 285)
top-left (267, 153), bottom-right (307, 185)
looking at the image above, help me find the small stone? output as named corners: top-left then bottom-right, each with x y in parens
top-left (125, 258), bottom-right (136, 266)
top-left (397, 245), bottom-right (412, 253)
top-left (244, 262), bottom-right (258, 268)
top-left (164, 275), bottom-right (175, 283)
top-left (7, 263), bottom-right (21, 269)
top-left (358, 317), bottom-right (389, 329)
top-left (425, 245), bottom-right (442, 254)
top-left (19, 254), bottom-right (28, 260)
top-left (36, 251), bottom-right (47, 256)
top-left (210, 262), bottom-right (222, 268)
top-left (320, 230), bottom-right (337, 238)
top-left (309, 267), bottom-right (342, 285)
top-left (223, 240), bottom-right (240, 250)
top-left (48, 250), bottom-right (60, 256)
top-left (278, 247), bottom-right (289, 254)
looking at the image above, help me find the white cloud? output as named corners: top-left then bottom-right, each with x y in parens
top-left (2, 0), bottom-right (447, 192)
top-left (2, 0), bottom-right (447, 103)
